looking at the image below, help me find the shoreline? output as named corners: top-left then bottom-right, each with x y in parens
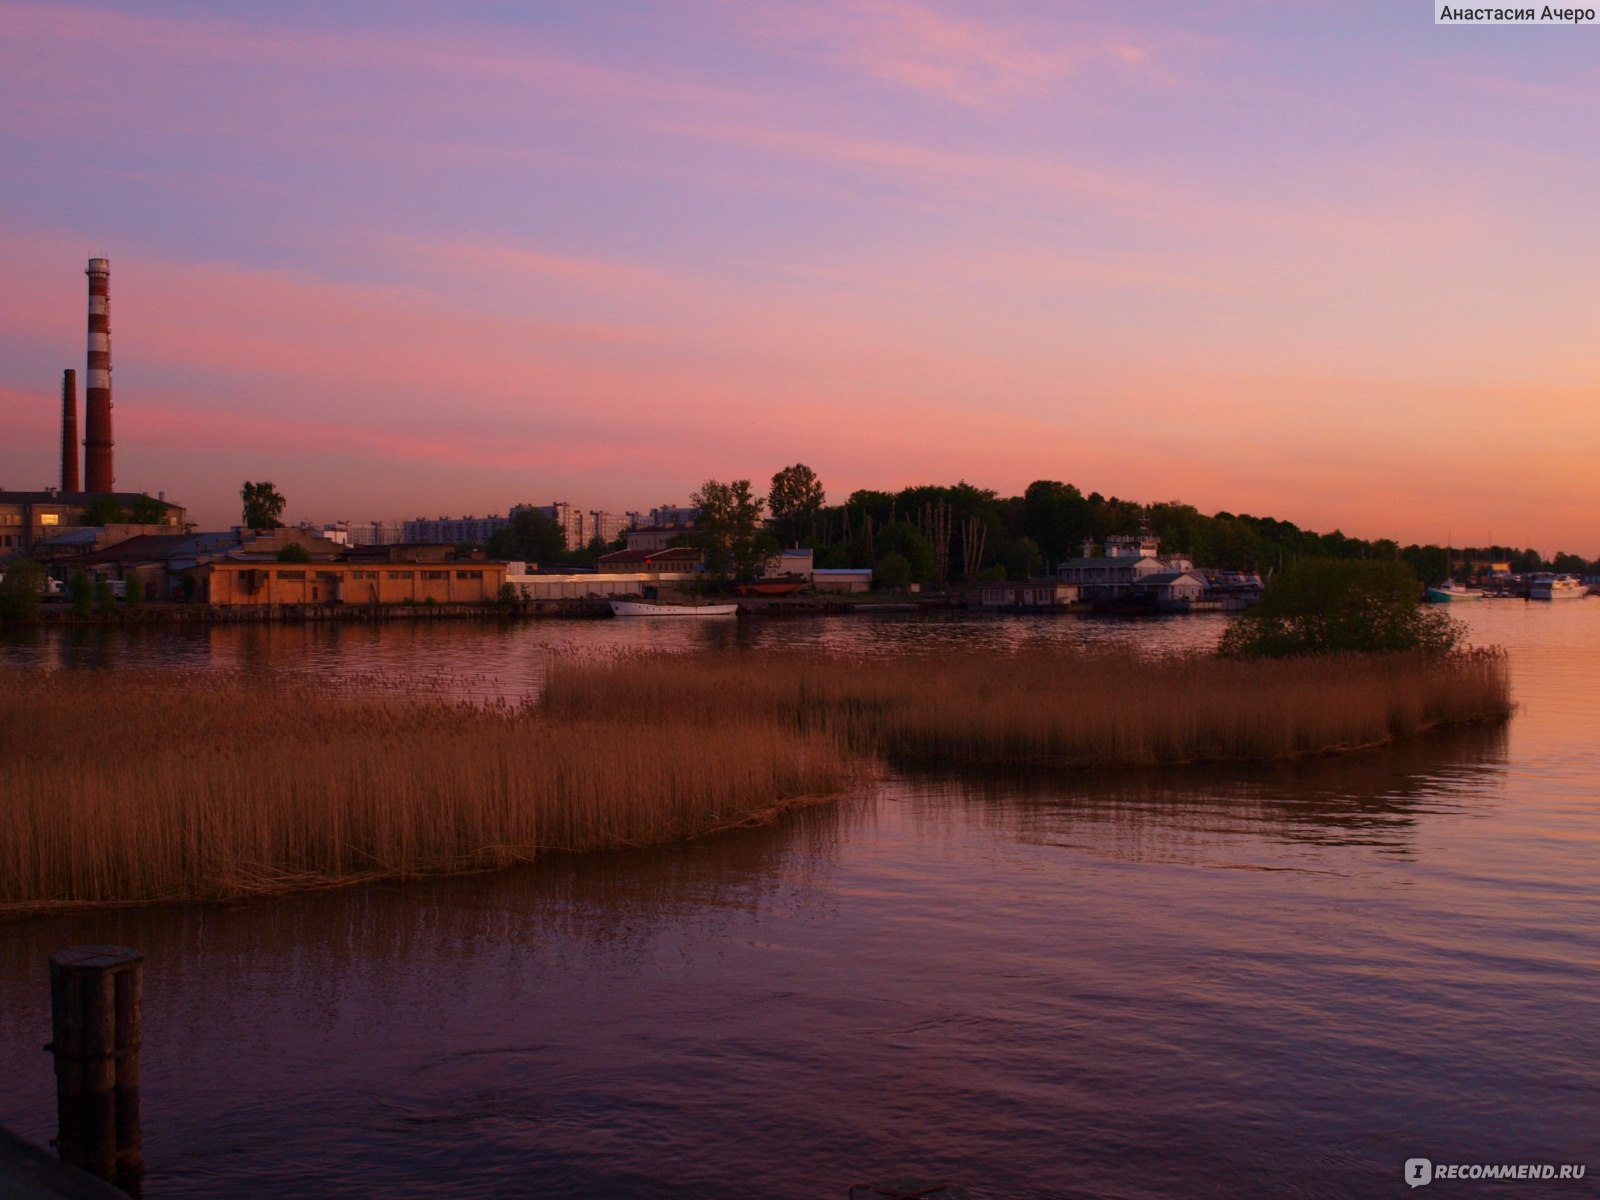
top-left (9, 593), bottom-right (982, 625)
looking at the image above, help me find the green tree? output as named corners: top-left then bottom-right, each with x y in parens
top-left (241, 481), bottom-right (286, 530)
top-left (690, 479), bottom-right (772, 581)
top-left (81, 495), bottom-right (126, 525)
top-left (874, 550), bottom-right (912, 590)
top-left (768, 463), bottom-right (825, 546)
top-left (1002, 536), bottom-right (1042, 581)
top-left (876, 521), bottom-right (936, 585)
top-left (69, 569), bottom-right (93, 617)
top-left (0, 560), bottom-right (47, 623)
top-left (124, 574), bottom-right (144, 608)
top-left (816, 543), bottom-right (855, 570)
top-left (93, 577), bottom-right (115, 615)
top-left (1022, 480), bottom-right (1091, 564)
top-left (127, 494), bottom-right (168, 524)
top-left (1219, 559), bottom-right (1464, 658)
top-left (276, 543), bottom-right (311, 563)
top-left (486, 509), bottom-right (566, 566)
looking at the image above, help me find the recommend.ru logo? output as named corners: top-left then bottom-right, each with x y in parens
top-left (1404, 1157), bottom-right (1588, 1185)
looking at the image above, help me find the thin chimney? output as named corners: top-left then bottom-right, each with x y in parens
top-left (60, 369), bottom-right (80, 492)
top-left (84, 257), bottom-right (114, 493)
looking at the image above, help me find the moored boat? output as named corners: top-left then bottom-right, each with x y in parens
top-left (609, 599), bottom-right (739, 617)
top-left (1425, 580), bottom-right (1484, 603)
top-left (1527, 573), bottom-right (1585, 601)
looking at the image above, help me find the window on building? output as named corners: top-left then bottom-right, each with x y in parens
top-left (455, 570), bottom-right (482, 579)
top-left (277, 570), bottom-right (306, 580)
top-left (422, 570), bottom-right (449, 580)
top-left (388, 571), bottom-right (414, 580)
top-left (39, 513), bottom-right (60, 526)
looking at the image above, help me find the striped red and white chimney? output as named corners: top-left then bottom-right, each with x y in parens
top-left (84, 257), bottom-right (114, 494)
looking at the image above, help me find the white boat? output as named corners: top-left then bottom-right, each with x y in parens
top-left (609, 599), bottom-right (739, 617)
top-left (1426, 580), bottom-right (1484, 603)
top-left (1527, 574), bottom-right (1585, 601)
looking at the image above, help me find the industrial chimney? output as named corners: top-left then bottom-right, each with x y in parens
top-left (60, 369), bottom-right (80, 492)
top-left (84, 257), bottom-right (114, 494)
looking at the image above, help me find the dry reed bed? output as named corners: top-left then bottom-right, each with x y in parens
top-left (3, 646), bottom-right (1510, 909)
top-left (0, 669), bottom-right (844, 910)
top-left (543, 645), bottom-right (1512, 769)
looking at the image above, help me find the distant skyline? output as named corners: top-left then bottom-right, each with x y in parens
top-left (1, 2), bottom-right (1596, 555)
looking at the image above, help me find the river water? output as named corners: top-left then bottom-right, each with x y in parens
top-left (1, 605), bottom-right (1595, 1198)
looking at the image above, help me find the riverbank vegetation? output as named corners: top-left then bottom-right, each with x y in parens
top-left (0, 669), bottom-right (846, 911)
top-left (1219, 559), bottom-right (1465, 658)
top-left (448, 466), bottom-right (1592, 586)
top-left (1, 642), bottom-right (1510, 911)
top-left (544, 644), bottom-right (1510, 771)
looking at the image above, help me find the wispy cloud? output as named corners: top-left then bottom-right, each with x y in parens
top-left (732, 0), bottom-right (1168, 108)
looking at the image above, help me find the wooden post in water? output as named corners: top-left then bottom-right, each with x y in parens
top-left (47, 946), bottom-right (144, 1187)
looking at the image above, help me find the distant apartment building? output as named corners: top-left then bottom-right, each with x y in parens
top-left (629, 504), bottom-right (699, 529)
top-left (589, 509), bottom-right (628, 546)
top-left (513, 502), bottom-right (586, 550)
top-left (321, 520), bottom-right (407, 546)
top-left (623, 503), bottom-right (699, 552)
top-left (403, 515), bottom-right (509, 545)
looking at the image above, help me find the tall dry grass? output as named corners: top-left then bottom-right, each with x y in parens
top-left (3, 645), bottom-right (1510, 910)
top-left (0, 669), bottom-right (845, 910)
top-left (543, 645), bottom-right (1512, 770)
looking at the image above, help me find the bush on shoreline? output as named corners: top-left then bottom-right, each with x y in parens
top-left (1219, 559), bottom-right (1463, 658)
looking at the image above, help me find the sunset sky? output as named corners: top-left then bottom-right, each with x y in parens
top-left (1, 2), bottom-right (1596, 553)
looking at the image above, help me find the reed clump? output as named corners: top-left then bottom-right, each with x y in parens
top-left (0, 669), bottom-right (845, 910)
top-left (2, 645), bottom-right (1510, 910)
top-left (543, 645), bottom-right (1512, 770)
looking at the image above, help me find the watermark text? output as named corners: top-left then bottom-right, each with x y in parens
top-left (1406, 1158), bottom-right (1587, 1187)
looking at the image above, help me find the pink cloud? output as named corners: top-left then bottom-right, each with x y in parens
top-left (732, 0), bottom-right (1176, 108)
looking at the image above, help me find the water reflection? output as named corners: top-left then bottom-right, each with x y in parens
top-left (1, 611), bottom-right (1232, 702)
top-left (1, 607), bottom-right (1594, 1198)
top-left (902, 721), bottom-right (1511, 867)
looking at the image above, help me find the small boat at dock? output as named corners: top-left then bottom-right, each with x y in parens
top-left (1426, 581), bottom-right (1484, 603)
top-left (609, 599), bottom-right (739, 617)
top-left (1527, 574), bottom-right (1585, 601)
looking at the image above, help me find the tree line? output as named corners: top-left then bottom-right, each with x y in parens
top-left (474, 464), bottom-right (1595, 588)
top-left (702, 469), bottom-right (1587, 588)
